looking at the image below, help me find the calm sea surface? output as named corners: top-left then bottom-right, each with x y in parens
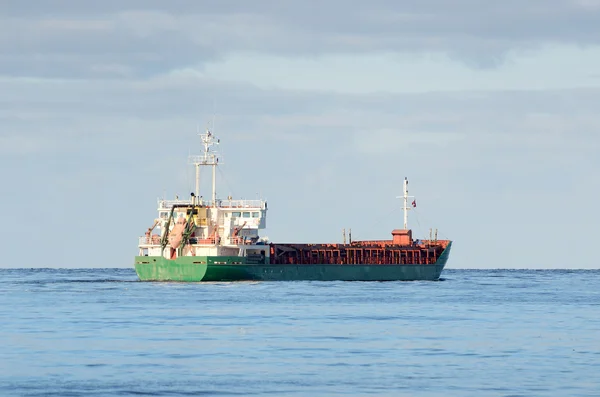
top-left (1, 269), bottom-right (599, 397)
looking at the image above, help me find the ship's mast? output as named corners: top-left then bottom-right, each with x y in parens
top-left (403, 177), bottom-right (409, 229)
top-left (193, 126), bottom-right (201, 197)
top-left (401, 177), bottom-right (414, 230)
top-left (188, 128), bottom-right (220, 205)
top-left (194, 164), bottom-right (201, 198)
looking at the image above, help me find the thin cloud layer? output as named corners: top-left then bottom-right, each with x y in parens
top-left (2, 74), bottom-right (598, 155)
top-left (2, 0), bottom-right (600, 77)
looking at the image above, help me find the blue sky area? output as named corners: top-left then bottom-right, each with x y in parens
top-left (1, 1), bottom-right (599, 268)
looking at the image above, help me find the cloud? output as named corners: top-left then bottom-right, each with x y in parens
top-left (2, 73), bottom-right (598, 159)
top-left (2, 0), bottom-right (599, 79)
top-left (0, 135), bottom-right (54, 155)
top-left (355, 130), bottom-right (466, 155)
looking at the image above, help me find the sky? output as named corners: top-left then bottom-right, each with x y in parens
top-left (1, 0), bottom-right (599, 269)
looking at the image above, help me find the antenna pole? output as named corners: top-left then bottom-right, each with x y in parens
top-left (212, 157), bottom-right (217, 206)
top-left (195, 164), bottom-right (201, 197)
top-left (396, 177), bottom-right (414, 230)
top-left (188, 127), bottom-right (221, 206)
top-left (403, 177), bottom-right (409, 229)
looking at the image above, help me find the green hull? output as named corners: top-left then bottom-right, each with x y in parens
top-left (134, 243), bottom-right (451, 282)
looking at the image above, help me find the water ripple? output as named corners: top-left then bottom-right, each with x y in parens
top-left (1, 268), bottom-right (599, 396)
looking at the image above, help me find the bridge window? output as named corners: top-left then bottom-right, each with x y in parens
top-left (232, 212), bottom-right (241, 217)
top-left (243, 212), bottom-right (251, 218)
top-left (252, 212), bottom-right (260, 218)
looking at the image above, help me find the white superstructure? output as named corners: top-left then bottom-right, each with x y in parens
top-left (138, 129), bottom-right (269, 260)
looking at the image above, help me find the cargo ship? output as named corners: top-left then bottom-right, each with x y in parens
top-left (134, 129), bottom-right (452, 282)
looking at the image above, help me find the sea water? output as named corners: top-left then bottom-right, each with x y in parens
top-left (1, 269), bottom-right (599, 397)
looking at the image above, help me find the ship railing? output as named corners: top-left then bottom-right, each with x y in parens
top-left (189, 237), bottom-right (217, 245)
top-left (159, 199), bottom-right (193, 209)
top-left (224, 237), bottom-right (266, 246)
top-left (227, 237), bottom-right (245, 245)
top-left (139, 236), bottom-right (220, 246)
top-left (417, 239), bottom-right (450, 247)
top-left (139, 236), bottom-right (161, 246)
top-left (158, 199), bottom-right (265, 209)
top-left (218, 199), bottom-right (265, 209)
top-left (139, 235), bottom-right (265, 247)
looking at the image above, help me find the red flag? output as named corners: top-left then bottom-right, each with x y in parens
top-left (412, 200), bottom-right (416, 208)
